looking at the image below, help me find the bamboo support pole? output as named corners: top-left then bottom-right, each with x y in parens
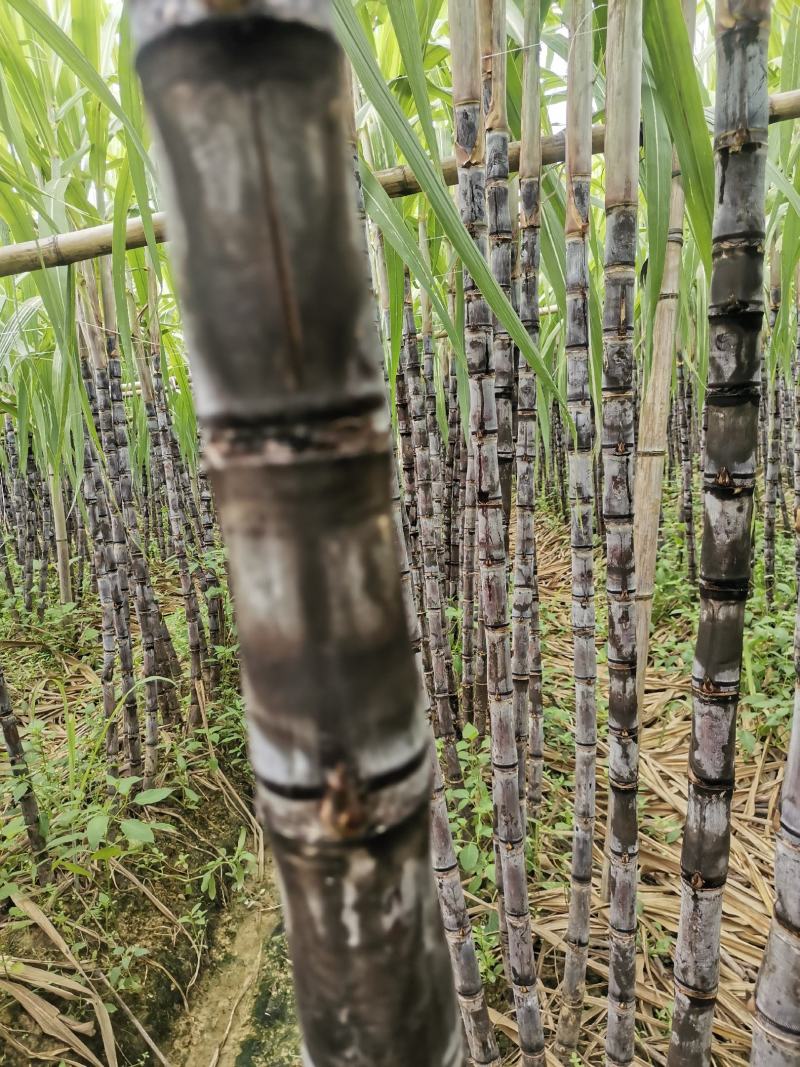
top-left (0, 90), bottom-right (796, 279)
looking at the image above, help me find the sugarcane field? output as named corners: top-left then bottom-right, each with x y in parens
top-left (2, 1), bottom-right (800, 1065)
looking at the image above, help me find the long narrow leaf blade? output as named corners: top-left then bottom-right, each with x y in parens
top-left (644, 0), bottom-right (713, 275)
top-left (333, 0), bottom-right (562, 409)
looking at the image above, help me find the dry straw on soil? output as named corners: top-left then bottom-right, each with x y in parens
top-left (481, 518), bottom-right (777, 1066)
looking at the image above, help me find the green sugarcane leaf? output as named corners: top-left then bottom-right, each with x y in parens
top-left (6, 0), bottom-right (152, 173)
top-left (779, 8), bottom-right (800, 170)
top-left (333, 0), bottom-right (563, 412)
top-left (113, 158), bottom-right (133, 368)
top-left (540, 168), bottom-right (566, 317)
top-left (0, 6), bottom-right (57, 162)
top-left (71, 0), bottom-right (108, 200)
top-left (384, 235), bottom-right (405, 400)
top-left (644, 0), bottom-right (713, 276)
top-left (768, 158), bottom-right (800, 224)
top-left (0, 69), bottom-right (35, 183)
top-left (779, 158), bottom-right (800, 325)
top-left (118, 10), bottom-right (160, 278)
top-left (387, 0), bottom-right (440, 167)
top-left (641, 75), bottom-right (672, 360)
top-left (361, 162), bottom-right (464, 367)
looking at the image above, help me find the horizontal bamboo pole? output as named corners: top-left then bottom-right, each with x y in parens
top-left (378, 88), bottom-right (797, 197)
top-left (769, 87), bottom-right (800, 122)
top-left (379, 122), bottom-right (607, 196)
top-left (0, 214), bottom-right (167, 278)
top-left (0, 90), bottom-right (797, 280)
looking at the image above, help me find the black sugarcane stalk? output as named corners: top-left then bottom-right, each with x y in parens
top-left (132, 8), bottom-right (463, 1063)
top-left (668, 3), bottom-right (771, 1062)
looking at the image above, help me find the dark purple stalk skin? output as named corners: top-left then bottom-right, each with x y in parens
top-left (402, 271), bottom-right (463, 785)
top-left (555, 0), bottom-right (597, 1054)
top-left (602, 2), bottom-right (643, 1061)
top-left (132, 8), bottom-right (462, 1065)
top-left (0, 663), bottom-right (51, 885)
top-left (450, 2), bottom-right (545, 1060)
top-left (752, 332), bottom-right (800, 1060)
top-left (668, 3), bottom-right (771, 1063)
top-left (518, 0), bottom-right (544, 819)
top-left (677, 353), bottom-right (697, 586)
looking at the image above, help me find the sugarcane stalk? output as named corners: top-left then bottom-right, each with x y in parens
top-left (445, 307), bottom-right (462, 604)
top-left (667, 3), bottom-right (771, 1062)
top-left (510, 0), bottom-right (541, 825)
top-left (78, 288), bottom-right (144, 779)
top-left (676, 352), bottom-right (697, 586)
top-left (453, 429), bottom-right (467, 609)
top-left (4, 419), bottom-right (22, 578)
top-left (765, 243), bottom-right (782, 607)
top-left (132, 6), bottom-right (463, 1063)
top-left (418, 219), bottom-right (447, 588)
top-left (518, 0), bottom-right (544, 822)
top-left (37, 473), bottom-right (51, 622)
top-left (345, 80), bottom-right (501, 1060)
top-left (461, 438), bottom-right (478, 726)
top-left (80, 430), bottom-right (119, 776)
top-left (23, 451), bottom-right (35, 615)
top-left (402, 270), bottom-right (463, 785)
top-left (554, 0), bottom-right (596, 1055)
top-left (780, 371), bottom-right (792, 484)
top-left (450, 2), bottom-right (545, 1061)
top-left (751, 327), bottom-right (800, 1061)
top-left (396, 358), bottom-right (434, 704)
top-left (480, 0), bottom-right (514, 540)
top-left (50, 469), bottom-right (72, 605)
top-left (0, 663), bottom-right (51, 885)
top-left (601, 2), bottom-right (643, 1062)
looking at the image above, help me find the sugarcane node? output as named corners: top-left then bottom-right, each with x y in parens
top-left (673, 977), bottom-right (719, 1003)
top-left (319, 761), bottom-right (368, 838)
top-left (690, 871), bottom-right (704, 891)
top-left (715, 466), bottom-right (733, 488)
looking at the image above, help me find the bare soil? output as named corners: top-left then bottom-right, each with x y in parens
top-left (165, 858), bottom-right (300, 1067)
